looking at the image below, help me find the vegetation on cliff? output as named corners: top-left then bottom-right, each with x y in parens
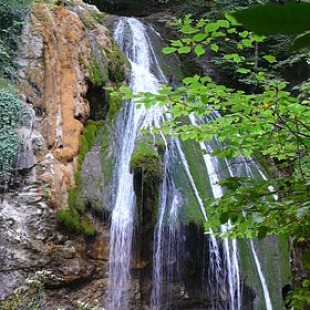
top-left (0, 87), bottom-right (24, 189)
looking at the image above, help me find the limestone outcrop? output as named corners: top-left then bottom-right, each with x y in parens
top-left (0, 1), bottom-right (127, 308)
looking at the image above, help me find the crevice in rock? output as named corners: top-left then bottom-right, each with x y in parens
top-left (85, 83), bottom-right (107, 121)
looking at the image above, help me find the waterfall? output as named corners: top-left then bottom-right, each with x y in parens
top-left (151, 150), bottom-right (181, 310)
top-left (174, 139), bottom-right (225, 305)
top-left (108, 16), bottom-right (277, 310)
top-left (229, 157), bottom-right (274, 310)
top-left (107, 17), bottom-right (166, 310)
top-left (189, 114), bottom-right (241, 310)
top-left (191, 112), bottom-right (274, 309)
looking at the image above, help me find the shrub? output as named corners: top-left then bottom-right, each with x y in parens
top-left (0, 88), bottom-right (23, 187)
top-left (57, 208), bottom-right (81, 233)
top-left (0, 0), bottom-right (32, 78)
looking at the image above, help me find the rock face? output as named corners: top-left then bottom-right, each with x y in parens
top-left (0, 1), bottom-right (126, 309)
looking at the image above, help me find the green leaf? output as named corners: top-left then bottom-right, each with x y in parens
top-left (217, 19), bottom-right (230, 28)
top-left (210, 43), bottom-right (219, 52)
top-left (219, 212), bottom-right (231, 224)
top-left (258, 226), bottom-right (269, 239)
top-left (181, 26), bottom-right (199, 34)
top-left (205, 22), bottom-right (220, 33)
top-left (162, 47), bottom-right (177, 54)
top-left (196, 19), bottom-right (207, 28)
top-left (224, 53), bottom-right (242, 64)
top-left (241, 39), bottom-right (252, 48)
top-left (232, 3), bottom-right (310, 35)
top-left (225, 13), bottom-right (238, 25)
top-left (195, 45), bottom-right (205, 57)
top-left (178, 46), bottom-right (191, 54)
top-left (239, 30), bottom-right (248, 38)
top-left (263, 54), bottom-right (277, 63)
top-left (301, 252), bottom-right (310, 269)
top-left (193, 33), bottom-right (207, 42)
top-left (249, 33), bottom-right (265, 42)
top-left (171, 40), bottom-right (183, 47)
top-left (227, 28), bottom-right (237, 34)
top-left (237, 68), bottom-right (251, 74)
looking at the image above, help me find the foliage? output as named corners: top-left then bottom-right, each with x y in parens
top-left (89, 59), bottom-right (106, 87)
top-left (232, 3), bottom-right (310, 50)
top-left (289, 279), bottom-right (310, 309)
top-left (124, 12), bottom-right (310, 307)
top-left (107, 88), bottom-right (122, 121)
top-left (57, 207), bottom-right (96, 237)
top-left (0, 88), bottom-right (24, 187)
top-left (57, 207), bottom-right (81, 232)
top-left (57, 121), bottom-right (102, 236)
top-left (80, 215), bottom-right (96, 237)
top-left (0, 0), bottom-right (32, 78)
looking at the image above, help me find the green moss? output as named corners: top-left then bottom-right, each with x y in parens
top-left (81, 10), bottom-right (105, 29)
top-left (180, 138), bottom-right (213, 222)
top-left (58, 122), bottom-right (102, 236)
top-left (57, 208), bottom-right (97, 237)
top-left (104, 44), bottom-right (129, 84)
top-left (102, 154), bottom-right (114, 185)
top-left (130, 135), bottom-right (164, 181)
top-left (238, 236), bottom-right (291, 310)
top-left (99, 124), bottom-right (115, 185)
top-left (89, 59), bottom-right (105, 87)
top-left (80, 215), bottom-right (96, 237)
top-left (130, 134), bottom-right (165, 223)
top-left (278, 237), bottom-right (291, 284)
top-left (171, 153), bottom-right (204, 224)
top-left (107, 89), bottom-right (123, 122)
top-left (57, 208), bottom-right (81, 233)
top-left (68, 186), bottom-right (75, 209)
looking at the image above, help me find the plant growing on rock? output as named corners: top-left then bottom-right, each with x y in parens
top-left (0, 88), bottom-right (23, 188)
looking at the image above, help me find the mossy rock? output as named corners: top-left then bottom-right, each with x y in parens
top-left (107, 88), bottom-right (123, 122)
top-left (57, 207), bottom-right (81, 233)
top-left (57, 208), bottom-right (97, 237)
top-left (88, 58), bottom-right (106, 87)
top-left (130, 134), bottom-right (165, 182)
top-left (80, 215), bottom-right (96, 237)
top-left (104, 43), bottom-right (130, 84)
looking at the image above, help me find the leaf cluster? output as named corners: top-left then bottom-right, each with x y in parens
top-left (125, 13), bottom-right (310, 245)
top-left (0, 88), bottom-right (23, 188)
top-left (0, 0), bottom-right (32, 79)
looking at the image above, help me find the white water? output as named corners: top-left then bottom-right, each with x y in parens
top-left (189, 114), bottom-right (241, 310)
top-left (230, 157), bottom-right (273, 310)
top-left (174, 138), bottom-right (225, 305)
top-left (151, 152), bottom-right (181, 309)
top-left (195, 112), bottom-right (273, 310)
top-left (107, 18), bottom-right (165, 309)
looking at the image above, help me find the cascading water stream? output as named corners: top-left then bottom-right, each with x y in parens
top-left (189, 114), bottom-right (240, 310)
top-left (107, 18), bottom-right (165, 310)
top-left (151, 151), bottom-right (181, 310)
top-left (191, 112), bottom-right (274, 310)
top-left (228, 156), bottom-right (274, 310)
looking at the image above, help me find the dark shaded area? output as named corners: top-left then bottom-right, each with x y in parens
top-left (83, 0), bottom-right (180, 16)
top-left (85, 83), bottom-right (108, 120)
